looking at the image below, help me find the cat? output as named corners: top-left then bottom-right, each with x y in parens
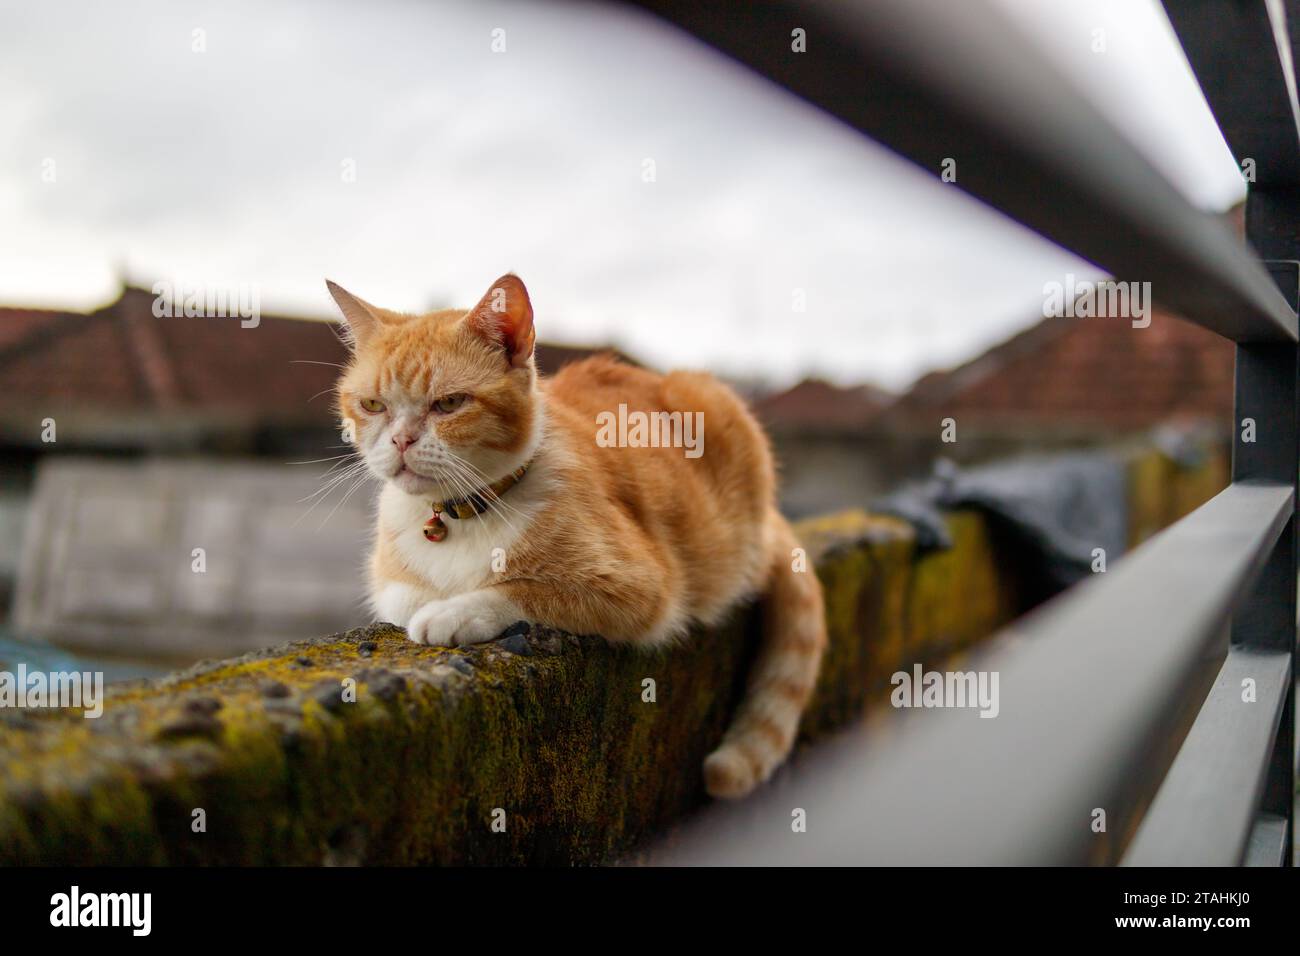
top-left (328, 273), bottom-right (827, 799)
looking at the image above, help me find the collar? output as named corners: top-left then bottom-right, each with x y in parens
top-left (430, 461), bottom-right (530, 520)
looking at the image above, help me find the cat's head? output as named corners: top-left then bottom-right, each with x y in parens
top-left (329, 273), bottom-right (539, 500)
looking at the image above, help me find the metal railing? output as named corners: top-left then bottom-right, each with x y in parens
top-left (628, 0), bottom-right (1300, 865)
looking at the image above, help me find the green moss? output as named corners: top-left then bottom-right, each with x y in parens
top-left (1126, 446), bottom-right (1228, 548)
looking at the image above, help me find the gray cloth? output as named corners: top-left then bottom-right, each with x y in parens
top-left (873, 452), bottom-right (1129, 593)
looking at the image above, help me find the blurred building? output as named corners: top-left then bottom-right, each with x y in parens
top-left (892, 306), bottom-right (1234, 437)
top-left (759, 308), bottom-right (1233, 517)
top-left (0, 286), bottom-right (350, 629)
top-left (752, 379), bottom-right (895, 518)
top-left (0, 285), bottom-right (632, 459)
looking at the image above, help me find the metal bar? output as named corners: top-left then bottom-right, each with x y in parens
top-left (629, 0), bottom-right (1298, 342)
top-left (1244, 813), bottom-right (1290, 866)
top-left (1232, 269), bottom-right (1300, 490)
top-left (1237, 262), bottom-right (1300, 869)
top-left (1167, 15), bottom-right (1300, 871)
top-left (1227, 262), bottom-right (1298, 657)
top-left (1121, 645), bottom-right (1291, 865)
top-left (648, 483), bottom-right (1293, 865)
top-left (1160, 0), bottom-right (1300, 187)
top-left (1174, 0), bottom-right (1300, 863)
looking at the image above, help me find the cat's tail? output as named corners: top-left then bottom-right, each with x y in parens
top-left (703, 509), bottom-right (827, 799)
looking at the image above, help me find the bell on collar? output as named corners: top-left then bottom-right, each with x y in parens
top-left (423, 512), bottom-right (448, 542)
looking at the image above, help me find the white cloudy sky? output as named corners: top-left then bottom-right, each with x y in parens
top-left (0, 0), bottom-right (1242, 391)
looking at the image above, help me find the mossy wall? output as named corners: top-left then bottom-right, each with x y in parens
top-left (0, 446), bottom-right (1226, 865)
top-left (1127, 444), bottom-right (1230, 547)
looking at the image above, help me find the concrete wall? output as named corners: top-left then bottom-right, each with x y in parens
top-left (770, 422), bottom-right (1229, 519)
top-left (0, 446), bottom-right (1226, 865)
top-left (12, 458), bottom-right (371, 661)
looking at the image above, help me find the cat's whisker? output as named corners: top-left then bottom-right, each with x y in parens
top-left (296, 468), bottom-right (370, 531)
top-left (299, 470), bottom-right (355, 505)
top-left (444, 453), bottom-right (531, 524)
top-left (435, 462), bottom-right (480, 509)
top-left (474, 485), bottom-right (529, 528)
top-left (433, 459), bottom-right (523, 537)
top-left (446, 452), bottom-right (504, 486)
top-left (287, 453), bottom-right (359, 466)
top-left (470, 484), bottom-right (527, 531)
top-left (318, 454), bottom-right (364, 479)
top-left (319, 470), bottom-right (374, 531)
top-left (296, 478), bottom-right (358, 518)
top-left (450, 456), bottom-right (529, 508)
top-left (293, 461), bottom-right (370, 528)
top-left (301, 459), bottom-right (367, 495)
top-left (438, 457), bottom-right (525, 535)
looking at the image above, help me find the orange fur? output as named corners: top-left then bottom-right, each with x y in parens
top-left (329, 274), bottom-right (827, 798)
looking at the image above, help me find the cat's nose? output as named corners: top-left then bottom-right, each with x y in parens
top-left (392, 433), bottom-right (417, 453)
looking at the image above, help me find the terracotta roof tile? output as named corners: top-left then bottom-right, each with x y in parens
top-left (0, 288), bottom-right (348, 422)
top-left (894, 309), bottom-right (1234, 431)
top-left (754, 378), bottom-right (893, 432)
top-left (0, 287), bottom-right (633, 428)
top-left (0, 308), bottom-right (67, 352)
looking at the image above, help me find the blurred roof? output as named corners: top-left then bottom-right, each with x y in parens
top-left (892, 308), bottom-right (1234, 432)
top-left (0, 287), bottom-right (346, 423)
top-left (892, 203), bottom-right (1243, 435)
top-left (0, 287), bottom-right (634, 444)
top-left (534, 342), bottom-right (641, 374)
top-left (753, 378), bottom-right (894, 433)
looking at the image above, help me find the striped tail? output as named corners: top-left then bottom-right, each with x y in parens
top-left (703, 510), bottom-right (828, 799)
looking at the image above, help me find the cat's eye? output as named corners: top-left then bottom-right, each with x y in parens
top-left (359, 398), bottom-right (386, 414)
top-left (433, 394), bottom-right (468, 414)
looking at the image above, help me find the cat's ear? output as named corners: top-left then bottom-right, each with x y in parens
top-left (325, 280), bottom-right (384, 349)
top-left (466, 274), bottom-right (535, 369)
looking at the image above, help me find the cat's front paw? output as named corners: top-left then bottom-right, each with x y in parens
top-left (405, 591), bottom-right (518, 647)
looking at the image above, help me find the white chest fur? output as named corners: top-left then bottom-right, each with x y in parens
top-left (368, 464), bottom-right (550, 625)
top-left (384, 482), bottom-right (532, 588)
top-left (367, 401), bottom-right (561, 627)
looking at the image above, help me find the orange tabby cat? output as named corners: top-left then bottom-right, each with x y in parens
top-left (328, 274), bottom-right (826, 798)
